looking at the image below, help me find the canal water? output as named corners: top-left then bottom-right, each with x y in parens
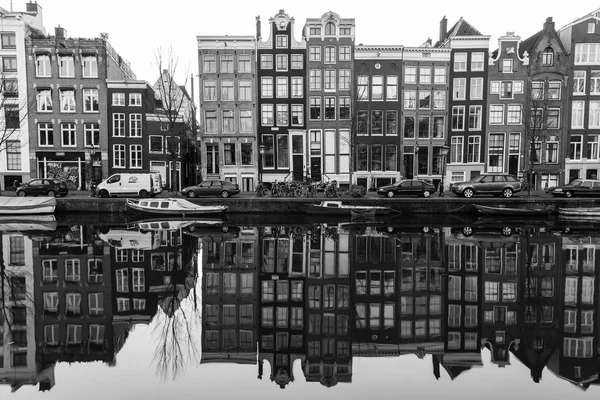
top-left (1, 212), bottom-right (599, 398)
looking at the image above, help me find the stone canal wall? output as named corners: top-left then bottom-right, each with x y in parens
top-left (55, 196), bottom-right (600, 215)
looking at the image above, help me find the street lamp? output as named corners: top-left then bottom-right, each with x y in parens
top-left (258, 144), bottom-right (265, 183)
top-left (439, 146), bottom-right (450, 197)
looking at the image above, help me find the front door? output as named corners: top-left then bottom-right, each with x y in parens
top-left (310, 157), bottom-right (322, 182)
top-left (293, 155), bottom-right (303, 181)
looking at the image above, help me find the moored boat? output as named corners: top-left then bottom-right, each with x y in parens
top-left (0, 196), bottom-right (56, 214)
top-left (306, 200), bottom-right (394, 216)
top-left (474, 204), bottom-right (554, 216)
top-left (126, 198), bottom-right (228, 216)
top-left (558, 207), bottom-right (600, 217)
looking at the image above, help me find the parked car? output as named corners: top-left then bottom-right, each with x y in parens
top-left (548, 179), bottom-right (600, 198)
top-left (376, 179), bottom-right (436, 198)
top-left (181, 180), bottom-right (240, 198)
top-left (450, 173), bottom-right (522, 198)
top-left (16, 179), bottom-right (69, 197)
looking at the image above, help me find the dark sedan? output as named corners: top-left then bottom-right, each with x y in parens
top-left (377, 179), bottom-right (436, 198)
top-left (548, 179), bottom-right (600, 198)
top-left (16, 179), bottom-right (69, 197)
top-left (181, 180), bottom-right (240, 198)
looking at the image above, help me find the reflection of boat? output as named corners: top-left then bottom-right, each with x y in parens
top-left (558, 207), bottom-right (600, 217)
top-left (474, 204), bottom-right (554, 216)
top-left (126, 198), bottom-right (227, 216)
top-left (183, 223), bottom-right (240, 241)
top-left (132, 217), bottom-right (224, 231)
top-left (306, 201), bottom-right (394, 216)
top-left (0, 196), bottom-right (56, 214)
top-left (0, 214), bottom-right (57, 232)
top-left (98, 228), bottom-right (161, 250)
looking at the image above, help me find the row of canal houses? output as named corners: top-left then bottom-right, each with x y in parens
top-left (0, 2), bottom-right (195, 192)
top-left (0, 219), bottom-right (599, 390)
top-left (198, 8), bottom-right (600, 192)
top-left (0, 3), bottom-right (599, 192)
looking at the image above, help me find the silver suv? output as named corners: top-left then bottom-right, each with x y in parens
top-left (451, 173), bottom-right (522, 198)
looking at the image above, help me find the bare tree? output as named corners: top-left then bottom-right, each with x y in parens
top-left (522, 81), bottom-right (558, 195)
top-left (152, 47), bottom-right (199, 191)
top-left (151, 249), bottom-right (201, 381)
top-left (0, 73), bottom-right (34, 163)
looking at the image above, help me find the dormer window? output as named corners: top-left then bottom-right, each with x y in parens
top-left (325, 22), bottom-right (336, 36)
top-left (542, 47), bottom-right (554, 66)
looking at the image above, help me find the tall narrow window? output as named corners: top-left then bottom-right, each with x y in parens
top-left (82, 55), bottom-right (98, 77)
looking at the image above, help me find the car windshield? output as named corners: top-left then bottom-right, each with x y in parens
top-left (567, 180), bottom-right (583, 187)
top-left (469, 175), bottom-right (485, 183)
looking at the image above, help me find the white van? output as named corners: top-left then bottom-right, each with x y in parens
top-left (96, 172), bottom-right (163, 198)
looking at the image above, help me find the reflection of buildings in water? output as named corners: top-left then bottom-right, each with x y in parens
top-left (1, 231), bottom-right (55, 392)
top-left (512, 228), bottom-right (561, 383)
top-left (479, 228), bottom-right (520, 368)
top-left (352, 227), bottom-right (447, 376)
top-left (202, 226), bottom-right (258, 365)
top-left (34, 225), bottom-right (116, 372)
top-left (547, 234), bottom-right (600, 390)
top-left (303, 225), bottom-right (352, 387)
top-left (443, 227), bottom-right (483, 378)
top-left (258, 226), bottom-right (307, 388)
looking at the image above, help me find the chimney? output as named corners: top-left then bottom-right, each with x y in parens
top-left (26, 1), bottom-right (38, 14)
top-left (256, 16), bottom-right (261, 40)
top-left (55, 26), bottom-right (66, 39)
top-left (544, 17), bottom-right (554, 30)
top-left (439, 16), bottom-right (447, 43)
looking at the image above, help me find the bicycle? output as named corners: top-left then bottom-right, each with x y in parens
top-left (325, 180), bottom-right (340, 198)
top-left (255, 182), bottom-right (271, 197)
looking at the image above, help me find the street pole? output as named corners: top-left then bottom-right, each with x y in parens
top-left (440, 146), bottom-right (450, 197)
top-left (259, 144), bottom-right (265, 183)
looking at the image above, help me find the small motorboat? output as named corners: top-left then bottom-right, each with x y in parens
top-left (126, 198), bottom-right (228, 216)
top-left (306, 200), bottom-right (394, 216)
top-left (474, 204), bottom-right (554, 216)
top-left (0, 196), bottom-right (56, 214)
top-left (558, 207), bottom-right (600, 217)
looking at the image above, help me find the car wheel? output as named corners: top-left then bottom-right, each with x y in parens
top-left (423, 190), bottom-right (431, 198)
top-left (139, 190), bottom-right (149, 198)
top-left (386, 226), bottom-right (394, 233)
top-left (502, 188), bottom-right (513, 198)
top-left (187, 225), bottom-right (196, 233)
top-left (47, 190), bottom-right (56, 197)
top-left (565, 191), bottom-right (573, 198)
top-left (17, 190), bottom-right (25, 197)
top-left (221, 191), bottom-right (230, 198)
top-left (187, 191), bottom-right (197, 198)
top-left (502, 227), bottom-right (513, 236)
top-left (386, 191), bottom-right (395, 198)
top-left (221, 226), bottom-right (229, 233)
top-left (99, 190), bottom-right (109, 198)
top-left (463, 188), bottom-right (474, 198)
top-left (462, 226), bottom-right (473, 236)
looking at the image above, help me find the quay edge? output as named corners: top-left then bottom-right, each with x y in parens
top-left (54, 197), bottom-right (600, 215)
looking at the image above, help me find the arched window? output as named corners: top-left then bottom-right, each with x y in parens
top-left (542, 47), bottom-right (554, 66)
top-left (325, 22), bottom-right (336, 36)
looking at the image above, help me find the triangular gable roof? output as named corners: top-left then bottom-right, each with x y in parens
top-left (447, 17), bottom-right (483, 37)
top-left (559, 8), bottom-right (600, 32)
top-left (521, 18), bottom-right (568, 58)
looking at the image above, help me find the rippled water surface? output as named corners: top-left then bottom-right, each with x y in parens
top-left (1, 212), bottom-right (599, 399)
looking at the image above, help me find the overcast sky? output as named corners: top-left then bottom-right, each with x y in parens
top-left (9, 0), bottom-right (600, 96)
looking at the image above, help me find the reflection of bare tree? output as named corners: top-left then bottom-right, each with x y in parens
top-left (151, 244), bottom-right (201, 381)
